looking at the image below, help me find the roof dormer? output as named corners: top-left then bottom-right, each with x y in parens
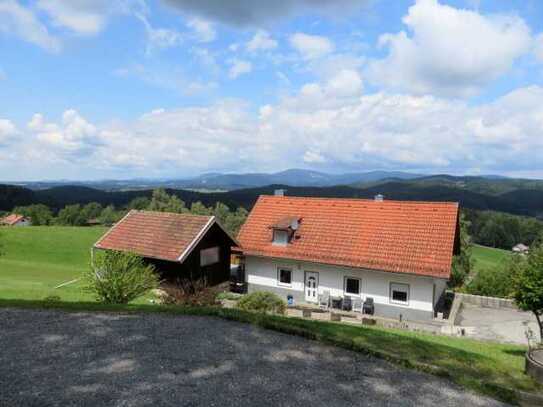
top-left (270, 216), bottom-right (301, 246)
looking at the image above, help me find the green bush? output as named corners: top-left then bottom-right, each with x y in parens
top-left (84, 250), bottom-right (159, 304)
top-left (236, 291), bottom-right (286, 315)
top-left (216, 291), bottom-right (243, 301)
top-left (466, 266), bottom-right (513, 298)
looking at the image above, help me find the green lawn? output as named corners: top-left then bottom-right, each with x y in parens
top-left (0, 226), bottom-right (106, 301)
top-left (472, 244), bottom-right (511, 272)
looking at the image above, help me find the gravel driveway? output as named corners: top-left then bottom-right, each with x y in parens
top-left (0, 308), bottom-right (508, 407)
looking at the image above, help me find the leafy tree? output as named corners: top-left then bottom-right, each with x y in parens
top-left (128, 196), bottom-right (151, 210)
top-left (81, 202), bottom-right (103, 221)
top-left (449, 213), bottom-right (474, 288)
top-left (466, 266), bottom-right (513, 298)
top-left (99, 205), bottom-right (120, 226)
top-left (148, 189), bottom-right (188, 213)
top-left (12, 204), bottom-right (53, 226)
top-left (190, 201), bottom-right (212, 216)
top-left (512, 244), bottom-right (543, 343)
top-left (56, 204), bottom-right (86, 226)
top-left (224, 207), bottom-right (248, 236)
top-left (85, 250), bottom-right (159, 304)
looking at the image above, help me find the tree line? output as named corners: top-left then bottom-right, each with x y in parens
top-left (7, 189), bottom-right (248, 236)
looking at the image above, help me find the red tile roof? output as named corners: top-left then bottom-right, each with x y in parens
top-left (237, 196), bottom-right (459, 279)
top-left (1, 214), bottom-right (26, 226)
top-left (94, 210), bottom-right (223, 262)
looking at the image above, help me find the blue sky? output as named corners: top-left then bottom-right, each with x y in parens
top-left (1, 0), bottom-right (543, 181)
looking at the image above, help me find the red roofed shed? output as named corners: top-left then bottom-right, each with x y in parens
top-left (94, 210), bottom-right (237, 285)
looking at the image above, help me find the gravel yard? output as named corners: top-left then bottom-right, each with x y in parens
top-left (0, 308), bottom-right (509, 407)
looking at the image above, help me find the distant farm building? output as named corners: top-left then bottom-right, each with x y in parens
top-left (93, 210), bottom-right (237, 285)
top-left (512, 243), bottom-right (529, 254)
top-left (0, 214), bottom-right (31, 227)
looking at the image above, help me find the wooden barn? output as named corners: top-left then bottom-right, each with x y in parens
top-left (93, 210), bottom-right (237, 285)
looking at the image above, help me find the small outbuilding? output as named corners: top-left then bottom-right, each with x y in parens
top-left (512, 243), bottom-right (529, 254)
top-left (0, 214), bottom-right (31, 227)
top-left (93, 210), bottom-right (237, 285)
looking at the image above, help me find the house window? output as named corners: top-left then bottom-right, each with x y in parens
top-left (390, 283), bottom-right (409, 305)
top-left (344, 277), bottom-right (361, 296)
top-left (272, 230), bottom-right (289, 246)
top-left (278, 268), bottom-right (292, 286)
top-left (200, 246), bottom-right (220, 267)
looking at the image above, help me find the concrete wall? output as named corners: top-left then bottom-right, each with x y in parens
top-left (245, 255), bottom-right (448, 321)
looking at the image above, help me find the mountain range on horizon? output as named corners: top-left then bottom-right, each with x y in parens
top-left (5, 169), bottom-right (514, 191)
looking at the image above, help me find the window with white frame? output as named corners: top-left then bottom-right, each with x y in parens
top-left (344, 277), bottom-right (361, 296)
top-left (390, 283), bottom-right (409, 305)
top-left (200, 246), bottom-right (220, 267)
top-left (272, 229), bottom-right (289, 246)
top-left (277, 268), bottom-right (292, 286)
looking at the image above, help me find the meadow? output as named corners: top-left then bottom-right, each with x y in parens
top-left (472, 244), bottom-right (511, 273)
top-left (0, 226), bottom-right (106, 301)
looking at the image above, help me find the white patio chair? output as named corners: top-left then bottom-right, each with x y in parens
top-left (318, 290), bottom-right (330, 310)
top-left (352, 297), bottom-right (363, 313)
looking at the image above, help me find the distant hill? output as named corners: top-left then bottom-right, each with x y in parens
top-left (1, 180), bottom-right (542, 218)
top-left (11, 169), bottom-right (424, 191)
top-left (353, 174), bottom-right (543, 196)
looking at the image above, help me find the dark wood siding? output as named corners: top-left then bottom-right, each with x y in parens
top-left (144, 222), bottom-right (232, 286)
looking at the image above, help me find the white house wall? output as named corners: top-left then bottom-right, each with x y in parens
top-left (245, 255), bottom-right (448, 321)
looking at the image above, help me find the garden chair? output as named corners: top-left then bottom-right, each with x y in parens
top-left (318, 290), bottom-right (330, 309)
top-left (352, 297), bottom-right (363, 313)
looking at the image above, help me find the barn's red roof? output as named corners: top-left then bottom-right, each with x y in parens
top-left (237, 196), bottom-right (459, 279)
top-left (94, 210), bottom-right (231, 262)
top-left (1, 214), bottom-right (26, 226)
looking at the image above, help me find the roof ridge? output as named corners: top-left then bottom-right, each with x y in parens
top-left (259, 195), bottom-right (459, 206)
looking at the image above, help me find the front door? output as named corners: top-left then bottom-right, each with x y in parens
top-left (305, 272), bottom-right (319, 303)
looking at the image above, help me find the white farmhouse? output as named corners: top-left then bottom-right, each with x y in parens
top-left (237, 195), bottom-right (460, 321)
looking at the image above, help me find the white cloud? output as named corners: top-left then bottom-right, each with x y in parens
top-left (228, 59), bottom-right (252, 79)
top-left (114, 63), bottom-right (216, 96)
top-left (136, 13), bottom-right (184, 54)
top-left (0, 0), bottom-right (61, 52)
top-left (36, 0), bottom-right (108, 36)
top-left (535, 33), bottom-right (543, 63)
top-left (5, 83), bottom-right (543, 178)
top-left (28, 110), bottom-right (100, 159)
top-left (289, 32), bottom-right (334, 60)
top-left (187, 18), bottom-right (216, 43)
top-left (0, 119), bottom-right (17, 145)
top-left (367, 0), bottom-right (532, 98)
top-left (246, 30), bottom-right (277, 52)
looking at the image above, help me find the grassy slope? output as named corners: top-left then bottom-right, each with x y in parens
top-left (472, 244), bottom-right (511, 272)
top-left (0, 226), bottom-right (106, 300)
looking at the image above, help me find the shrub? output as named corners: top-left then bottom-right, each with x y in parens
top-left (236, 291), bottom-right (286, 315)
top-left (466, 266), bottom-right (513, 298)
top-left (84, 251), bottom-right (159, 304)
top-left (161, 277), bottom-right (219, 307)
top-left (216, 291), bottom-right (243, 301)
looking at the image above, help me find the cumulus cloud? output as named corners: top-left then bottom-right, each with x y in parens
top-left (367, 0), bottom-right (532, 98)
top-left (6, 83), bottom-right (543, 177)
top-left (0, 0), bottom-right (61, 52)
top-left (0, 119), bottom-right (17, 146)
top-left (187, 17), bottom-right (216, 42)
top-left (28, 110), bottom-right (101, 159)
top-left (535, 33), bottom-right (543, 63)
top-left (36, 0), bottom-right (110, 35)
top-left (246, 30), bottom-right (277, 52)
top-left (228, 59), bottom-right (252, 79)
top-left (289, 33), bottom-right (334, 60)
top-left (162, 0), bottom-right (369, 27)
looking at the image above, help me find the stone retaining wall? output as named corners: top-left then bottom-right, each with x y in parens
top-left (455, 292), bottom-right (515, 309)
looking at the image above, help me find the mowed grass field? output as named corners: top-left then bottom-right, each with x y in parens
top-left (472, 244), bottom-right (511, 272)
top-left (0, 226), bottom-right (107, 301)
